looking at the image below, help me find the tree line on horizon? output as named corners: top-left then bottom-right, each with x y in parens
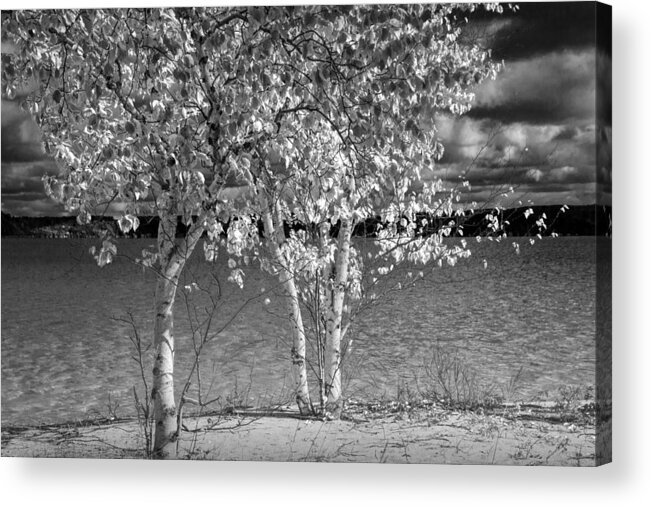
top-left (1, 204), bottom-right (612, 239)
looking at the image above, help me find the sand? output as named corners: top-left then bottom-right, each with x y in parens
top-left (1, 402), bottom-right (602, 466)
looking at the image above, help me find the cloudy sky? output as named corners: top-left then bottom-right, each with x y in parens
top-left (435, 2), bottom-right (611, 209)
top-left (0, 2), bottom-right (611, 216)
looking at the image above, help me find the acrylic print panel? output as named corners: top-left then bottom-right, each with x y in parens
top-left (0, 2), bottom-right (611, 465)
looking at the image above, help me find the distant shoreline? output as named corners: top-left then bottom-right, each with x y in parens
top-left (1, 205), bottom-right (612, 239)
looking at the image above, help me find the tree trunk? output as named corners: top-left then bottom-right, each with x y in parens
top-left (325, 218), bottom-right (352, 418)
top-left (151, 212), bottom-right (205, 459)
top-left (318, 222), bottom-right (332, 413)
top-left (260, 197), bottom-right (312, 415)
top-left (282, 264), bottom-right (312, 415)
top-left (152, 270), bottom-right (178, 459)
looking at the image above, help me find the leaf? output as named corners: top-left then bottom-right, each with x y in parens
top-left (100, 146), bottom-right (114, 160)
top-left (82, 12), bottom-right (93, 32)
top-left (118, 214), bottom-right (139, 233)
top-left (251, 7), bottom-right (265, 25)
top-left (93, 239), bottom-right (117, 267)
top-left (261, 71), bottom-right (271, 88)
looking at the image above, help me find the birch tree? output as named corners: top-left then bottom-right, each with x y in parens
top-left (219, 4), bottom-right (513, 417)
top-left (3, 8), bottom-right (252, 458)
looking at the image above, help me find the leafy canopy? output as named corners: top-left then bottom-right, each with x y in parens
top-left (2, 5), bottom-right (504, 270)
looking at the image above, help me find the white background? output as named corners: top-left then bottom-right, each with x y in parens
top-left (1, 0), bottom-right (649, 504)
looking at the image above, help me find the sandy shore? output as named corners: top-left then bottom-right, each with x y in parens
top-left (1, 402), bottom-right (602, 465)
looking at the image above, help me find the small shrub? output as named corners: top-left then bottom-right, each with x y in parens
top-left (419, 343), bottom-right (497, 409)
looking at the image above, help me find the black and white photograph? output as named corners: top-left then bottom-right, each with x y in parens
top-left (1, 2), bottom-right (611, 467)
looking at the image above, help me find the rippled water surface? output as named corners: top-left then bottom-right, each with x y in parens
top-left (2, 237), bottom-right (601, 425)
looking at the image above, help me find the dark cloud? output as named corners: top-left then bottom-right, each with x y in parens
top-left (1, 159), bottom-right (59, 215)
top-left (426, 159), bottom-right (598, 208)
top-left (1, 100), bottom-right (47, 163)
top-left (469, 49), bottom-right (596, 125)
top-left (429, 112), bottom-right (599, 207)
top-left (1, 196), bottom-right (67, 217)
top-left (464, 2), bottom-right (608, 128)
top-left (1, 180), bottom-right (45, 196)
top-left (448, 163), bottom-right (596, 190)
top-left (456, 181), bottom-right (598, 207)
top-left (1, 97), bottom-right (60, 215)
top-left (552, 126), bottom-right (581, 142)
top-left (471, 2), bottom-right (598, 60)
top-left (437, 116), bottom-right (596, 168)
top-left (2, 190), bottom-right (47, 200)
top-left (2, 160), bottom-right (57, 189)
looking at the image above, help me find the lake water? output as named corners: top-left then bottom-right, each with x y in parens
top-left (1, 237), bottom-right (601, 426)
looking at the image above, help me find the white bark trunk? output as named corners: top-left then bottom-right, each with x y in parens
top-left (151, 212), bottom-right (205, 459)
top-left (152, 271), bottom-right (178, 459)
top-left (282, 264), bottom-right (312, 415)
top-left (260, 197), bottom-right (312, 414)
top-left (318, 222), bottom-right (333, 412)
top-left (325, 219), bottom-right (352, 417)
